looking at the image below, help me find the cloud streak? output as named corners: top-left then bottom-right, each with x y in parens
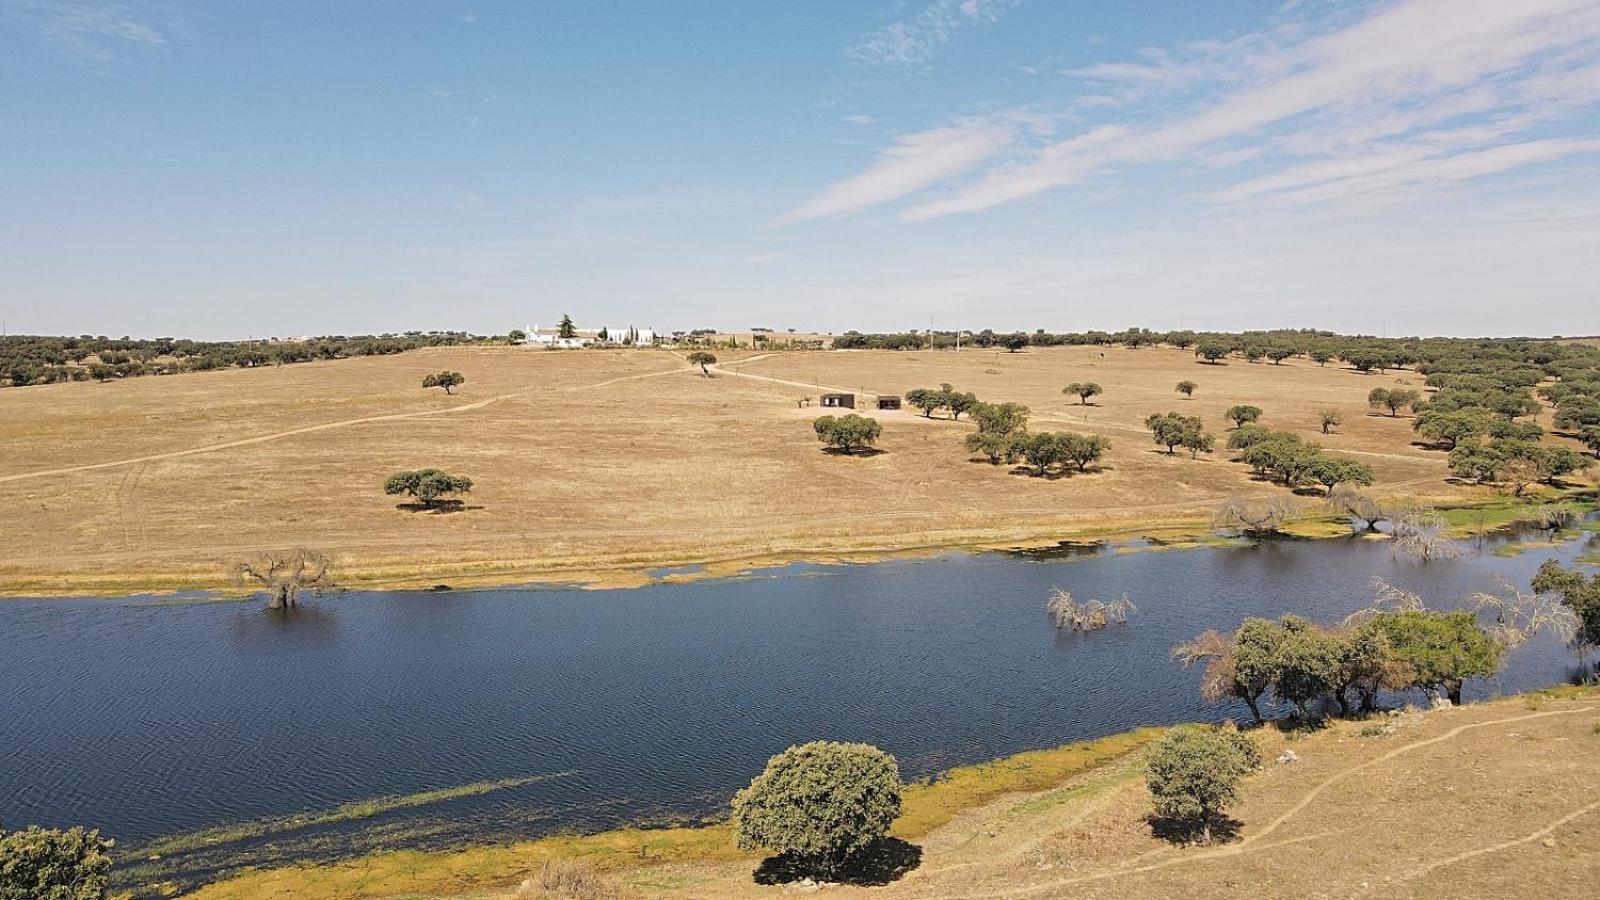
top-left (2, 0), bottom-right (175, 64)
top-left (848, 0), bottom-right (1021, 66)
top-left (771, 119), bottom-right (1017, 226)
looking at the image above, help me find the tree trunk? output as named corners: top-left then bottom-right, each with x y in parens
top-left (1448, 681), bottom-right (1463, 706)
top-left (1244, 695), bottom-right (1263, 724)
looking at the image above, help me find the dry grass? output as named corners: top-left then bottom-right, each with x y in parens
top-left (0, 345), bottom-right (1497, 596)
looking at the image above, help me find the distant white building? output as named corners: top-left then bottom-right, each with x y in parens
top-left (525, 324), bottom-right (655, 348)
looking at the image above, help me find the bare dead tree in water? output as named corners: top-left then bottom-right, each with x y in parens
top-left (1326, 485), bottom-right (1387, 531)
top-left (1211, 497), bottom-right (1300, 537)
top-left (1047, 589), bottom-right (1136, 631)
top-left (1171, 629), bottom-right (1239, 706)
top-left (235, 548), bottom-right (332, 609)
top-left (1389, 506), bottom-right (1462, 561)
top-left (1341, 578), bottom-right (1426, 627)
top-left (1469, 577), bottom-right (1577, 650)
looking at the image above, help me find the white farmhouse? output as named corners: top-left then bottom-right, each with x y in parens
top-left (524, 324), bottom-right (655, 348)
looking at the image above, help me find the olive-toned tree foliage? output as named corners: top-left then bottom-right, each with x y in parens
top-left (686, 351), bottom-right (717, 376)
top-left (1319, 409), bottom-right (1343, 434)
top-left (0, 825), bottom-right (113, 900)
top-left (384, 469), bottom-right (474, 508)
top-left (1063, 382), bottom-right (1102, 405)
top-left (732, 741), bottom-right (902, 879)
top-left (1176, 380), bottom-right (1197, 399)
top-left (813, 414), bottom-right (882, 454)
top-left (1144, 727), bottom-right (1260, 844)
top-left (1367, 387), bottom-right (1420, 416)
top-left (422, 370), bottom-right (465, 394)
top-left (1225, 405), bottom-right (1263, 428)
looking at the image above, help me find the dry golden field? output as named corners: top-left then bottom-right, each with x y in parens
top-left (0, 344), bottom-right (1508, 595)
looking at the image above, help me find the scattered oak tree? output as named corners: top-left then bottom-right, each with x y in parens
top-left (1319, 409), bottom-right (1344, 434)
top-left (1146, 412), bottom-right (1209, 456)
top-left (1144, 726), bottom-right (1260, 844)
top-left (384, 469), bottom-right (474, 509)
top-left (422, 370), bottom-right (465, 394)
top-left (1063, 382), bottom-right (1103, 405)
top-left (686, 351), bottom-right (717, 377)
top-left (1367, 387), bottom-right (1420, 417)
top-left (813, 414), bottom-right (882, 454)
top-left (1195, 342), bottom-right (1230, 364)
top-left (732, 741), bottom-right (902, 879)
top-left (1176, 380), bottom-right (1197, 399)
top-left (1225, 405), bottom-right (1263, 429)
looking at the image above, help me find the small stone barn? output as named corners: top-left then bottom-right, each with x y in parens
top-left (820, 392), bottom-right (855, 409)
top-left (876, 395), bottom-right (902, 410)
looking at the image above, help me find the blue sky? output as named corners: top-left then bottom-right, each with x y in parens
top-left (3, 1), bottom-right (1599, 339)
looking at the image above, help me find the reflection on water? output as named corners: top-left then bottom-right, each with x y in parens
top-left (0, 524), bottom-right (1594, 888)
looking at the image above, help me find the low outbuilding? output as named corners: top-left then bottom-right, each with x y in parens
top-left (820, 392), bottom-right (855, 409)
top-left (876, 395), bottom-right (902, 410)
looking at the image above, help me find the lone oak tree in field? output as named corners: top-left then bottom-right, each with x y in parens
top-left (385, 469), bottom-right (474, 509)
top-left (1176, 380), bottom-right (1197, 399)
top-left (422, 370), bottom-right (465, 394)
top-left (686, 351), bottom-right (717, 377)
top-left (1063, 382), bottom-right (1103, 405)
top-left (813, 414), bottom-right (882, 454)
top-left (1146, 412), bottom-right (1209, 456)
top-left (235, 547), bottom-right (332, 609)
top-left (1320, 409), bottom-right (1343, 433)
top-left (732, 741), bottom-right (901, 880)
top-left (1225, 404), bottom-right (1263, 428)
top-left (1145, 726), bottom-right (1260, 844)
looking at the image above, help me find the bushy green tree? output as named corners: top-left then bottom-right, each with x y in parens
top-left (686, 351), bottom-right (717, 376)
top-left (964, 429), bottom-right (1020, 464)
top-left (1413, 408), bottom-right (1489, 449)
top-left (1367, 387), bottom-right (1420, 416)
top-left (1368, 610), bottom-right (1503, 705)
top-left (1063, 382), bottom-right (1103, 405)
top-left (940, 383), bottom-right (978, 420)
top-left (1146, 412), bottom-right (1208, 456)
top-left (422, 370), bottom-right (465, 394)
top-left (969, 401), bottom-right (1029, 436)
top-left (1319, 409), bottom-right (1343, 434)
top-left (1062, 432), bottom-right (1111, 472)
top-left (1195, 342), bottom-right (1229, 364)
top-left (0, 825), bottom-right (113, 900)
top-left (813, 414), bottom-right (882, 454)
top-left (905, 387), bottom-right (943, 418)
top-left (1144, 726), bottom-right (1260, 844)
top-left (557, 314), bottom-right (576, 339)
top-left (384, 469), bottom-right (474, 508)
top-left (1309, 456), bottom-right (1373, 495)
top-left (1176, 380), bottom-right (1197, 399)
top-left (732, 741), bottom-right (901, 877)
top-left (1225, 405), bottom-right (1263, 428)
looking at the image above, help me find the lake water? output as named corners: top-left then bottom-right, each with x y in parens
top-left (1, 526), bottom-right (1594, 888)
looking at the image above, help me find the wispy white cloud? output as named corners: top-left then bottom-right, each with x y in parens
top-left (904, 0), bottom-right (1600, 219)
top-left (848, 0), bottom-right (1021, 67)
top-left (2, 0), bottom-right (176, 64)
top-left (772, 119), bottom-right (1018, 226)
top-left (842, 113), bottom-right (877, 126)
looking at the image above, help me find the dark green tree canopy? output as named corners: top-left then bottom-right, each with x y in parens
top-left (384, 469), bottom-right (474, 508)
top-left (422, 370), bottom-right (465, 394)
top-left (0, 825), bottom-right (113, 900)
top-left (813, 414), bottom-right (882, 454)
top-left (732, 741), bottom-right (901, 877)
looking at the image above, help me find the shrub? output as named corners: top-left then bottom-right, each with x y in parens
top-left (515, 859), bottom-right (617, 899)
top-left (732, 741), bottom-right (901, 877)
top-left (0, 825), bottom-right (113, 900)
top-left (1145, 727), bottom-right (1260, 843)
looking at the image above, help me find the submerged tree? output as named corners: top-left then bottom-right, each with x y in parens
top-left (1047, 589), bottom-right (1135, 631)
top-left (1326, 484), bottom-right (1387, 531)
top-left (1389, 506), bottom-right (1462, 561)
top-left (1211, 497), bottom-right (1299, 537)
top-left (235, 547), bottom-right (332, 609)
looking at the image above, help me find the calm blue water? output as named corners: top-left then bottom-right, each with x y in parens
top-left (0, 527), bottom-right (1594, 887)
